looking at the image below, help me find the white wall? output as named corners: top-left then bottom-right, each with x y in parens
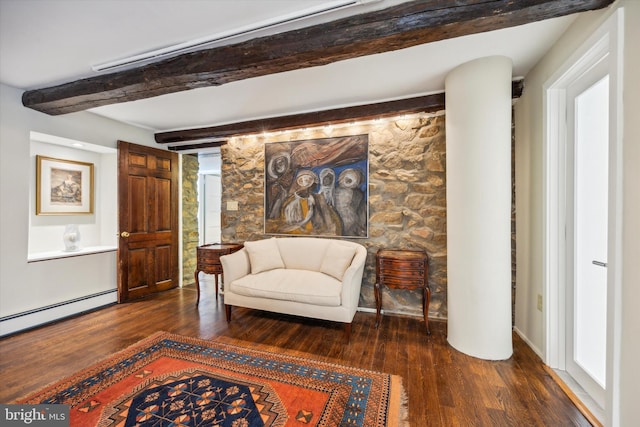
top-left (618, 2), bottom-right (640, 423)
top-left (514, 1), bottom-right (640, 424)
top-left (198, 151), bottom-right (221, 174)
top-left (0, 82), bottom-right (157, 335)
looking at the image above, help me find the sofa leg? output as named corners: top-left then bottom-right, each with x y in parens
top-left (343, 323), bottom-right (351, 343)
top-left (225, 305), bottom-right (232, 323)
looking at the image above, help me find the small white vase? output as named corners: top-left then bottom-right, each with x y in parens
top-left (63, 224), bottom-right (81, 252)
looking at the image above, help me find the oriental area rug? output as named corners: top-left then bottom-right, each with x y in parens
top-left (17, 332), bottom-right (407, 426)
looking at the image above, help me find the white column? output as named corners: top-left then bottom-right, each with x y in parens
top-left (445, 56), bottom-right (513, 360)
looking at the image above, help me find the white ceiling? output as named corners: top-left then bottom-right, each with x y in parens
top-left (0, 0), bottom-right (576, 133)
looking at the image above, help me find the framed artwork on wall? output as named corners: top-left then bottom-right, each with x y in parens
top-left (264, 134), bottom-right (368, 238)
top-left (36, 155), bottom-right (94, 215)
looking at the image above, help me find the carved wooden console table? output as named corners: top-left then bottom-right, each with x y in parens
top-left (374, 248), bottom-right (431, 334)
top-left (194, 243), bottom-right (243, 306)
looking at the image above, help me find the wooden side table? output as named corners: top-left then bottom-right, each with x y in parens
top-left (195, 243), bottom-right (243, 306)
top-left (374, 248), bottom-right (431, 334)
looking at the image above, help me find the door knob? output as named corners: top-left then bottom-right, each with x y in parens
top-left (120, 231), bottom-right (130, 238)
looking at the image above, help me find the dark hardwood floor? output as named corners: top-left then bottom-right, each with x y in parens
top-left (0, 285), bottom-right (591, 426)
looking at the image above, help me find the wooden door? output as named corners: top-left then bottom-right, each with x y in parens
top-left (117, 141), bottom-right (179, 302)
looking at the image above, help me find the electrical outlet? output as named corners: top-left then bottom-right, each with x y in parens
top-left (226, 200), bottom-right (239, 211)
top-left (537, 294), bottom-right (543, 312)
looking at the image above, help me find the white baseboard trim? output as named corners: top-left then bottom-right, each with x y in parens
top-left (357, 306), bottom-right (444, 321)
top-left (0, 289), bottom-right (117, 337)
top-left (357, 306), bottom-right (423, 317)
top-left (513, 326), bottom-right (544, 359)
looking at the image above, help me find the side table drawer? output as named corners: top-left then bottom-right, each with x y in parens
top-left (379, 267), bottom-right (425, 278)
top-left (197, 262), bottom-right (223, 274)
top-left (379, 259), bottom-right (425, 270)
top-left (380, 277), bottom-right (425, 288)
top-left (197, 250), bottom-right (226, 263)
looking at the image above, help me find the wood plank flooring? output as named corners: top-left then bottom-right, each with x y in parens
top-left (0, 286), bottom-right (591, 426)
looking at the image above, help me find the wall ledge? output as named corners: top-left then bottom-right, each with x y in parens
top-left (27, 245), bottom-right (117, 262)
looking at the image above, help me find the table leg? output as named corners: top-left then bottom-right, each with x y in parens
top-left (214, 274), bottom-right (219, 301)
top-left (194, 269), bottom-right (201, 307)
top-left (374, 282), bottom-right (382, 328)
top-left (423, 285), bottom-right (431, 335)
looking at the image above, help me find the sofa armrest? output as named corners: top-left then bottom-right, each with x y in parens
top-left (220, 249), bottom-right (251, 288)
top-left (340, 246), bottom-right (367, 311)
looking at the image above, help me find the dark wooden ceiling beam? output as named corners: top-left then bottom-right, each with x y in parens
top-left (22, 0), bottom-right (612, 115)
top-left (156, 93), bottom-right (446, 145)
top-left (158, 79), bottom-right (524, 148)
top-left (167, 141), bottom-right (226, 152)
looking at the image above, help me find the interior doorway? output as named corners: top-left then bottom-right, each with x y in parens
top-left (198, 152), bottom-right (222, 246)
top-left (195, 151), bottom-right (223, 300)
top-left (201, 174), bottom-right (221, 244)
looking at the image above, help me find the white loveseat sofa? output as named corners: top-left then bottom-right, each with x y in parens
top-left (220, 237), bottom-right (367, 340)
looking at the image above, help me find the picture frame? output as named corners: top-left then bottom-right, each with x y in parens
top-left (264, 134), bottom-right (369, 238)
top-left (36, 155), bottom-right (94, 215)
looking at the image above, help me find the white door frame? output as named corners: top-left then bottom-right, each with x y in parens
top-left (542, 9), bottom-right (624, 425)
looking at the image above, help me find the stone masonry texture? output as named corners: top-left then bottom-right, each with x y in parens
top-left (182, 154), bottom-right (199, 285)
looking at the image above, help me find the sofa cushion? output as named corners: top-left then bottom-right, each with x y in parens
top-left (229, 269), bottom-right (342, 307)
top-left (320, 241), bottom-right (357, 280)
top-left (276, 237), bottom-right (329, 271)
top-left (244, 238), bottom-right (285, 274)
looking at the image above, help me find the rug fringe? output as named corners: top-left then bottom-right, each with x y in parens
top-left (389, 375), bottom-right (410, 427)
top-left (398, 380), bottom-right (410, 427)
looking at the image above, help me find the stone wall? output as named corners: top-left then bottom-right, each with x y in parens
top-left (220, 114), bottom-right (448, 320)
top-left (182, 154), bottom-right (199, 285)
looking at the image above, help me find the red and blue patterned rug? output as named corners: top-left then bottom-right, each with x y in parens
top-left (17, 332), bottom-right (407, 426)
